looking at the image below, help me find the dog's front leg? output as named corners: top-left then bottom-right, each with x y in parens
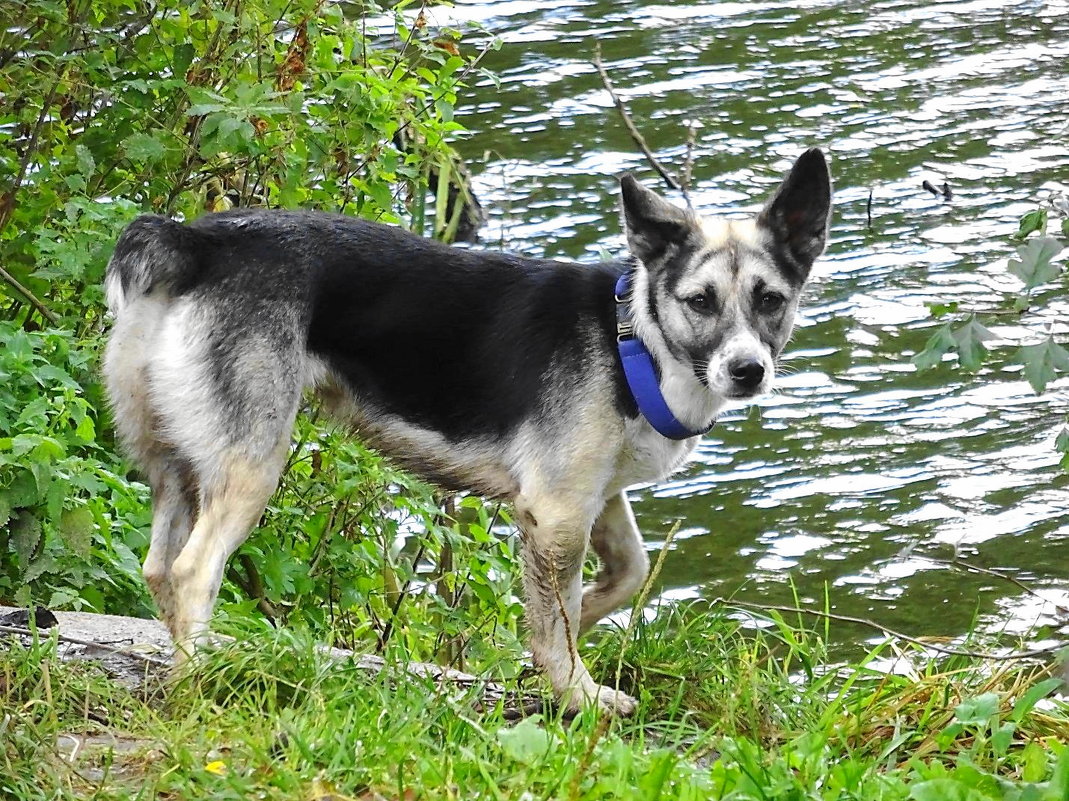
top-left (516, 496), bottom-right (637, 716)
top-left (580, 492), bottom-right (649, 634)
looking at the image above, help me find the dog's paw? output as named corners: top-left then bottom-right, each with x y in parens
top-left (565, 682), bottom-right (637, 717)
top-left (593, 685), bottom-right (637, 716)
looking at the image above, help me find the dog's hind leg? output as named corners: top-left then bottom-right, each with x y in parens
top-left (141, 458), bottom-right (198, 637)
top-left (516, 491), bottom-right (637, 716)
top-left (579, 492), bottom-right (650, 634)
top-left (168, 444), bottom-right (288, 658)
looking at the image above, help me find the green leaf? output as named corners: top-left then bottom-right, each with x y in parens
top-left (913, 324), bottom-right (956, 371)
top-left (497, 716), bottom-right (551, 765)
top-left (173, 42), bottom-right (195, 77)
top-left (1011, 677), bottom-right (1063, 722)
top-left (909, 779), bottom-right (989, 801)
top-left (954, 692), bottom-right (1000, 726)
top-left (1056, 427), bottom-right (1069, 454)
top-left (5, 470), bottom-right (40, 507)
top-left (1015, 209), bottom-right (1047, 239)
top-left (953, 316), bottom-right (996, 371)
top-left (1062, 217), bottom-right (1069, 238)
top-left (122, 132), bottom-right (168, 163)
top-left (186, 101), bottom-right (228, 116)
top-left (1019, 336), bottom-right (1069, 393)
top-left (1051, 744), bottom-right (1069, 799)
top-left (991, 720), bottom-right (1015, 755)
top-left (638, 750), bottom-right (678, 799)
top-left (74, 413), bottom-right (96, 442)
top-left (1007, 236), bottom-right (1064, 290)
top-left (1021, 741), bottom-right (1048, 783)
top-left (12, 511), bottom-right (43, 566)
top-left (434, 97), bottom-right (454, 123)
top-left (60, 507), bottom-right (95, 557)
top-left (75, 143), bottom-right (96, 177)
top-left (928, 301), bottom-right (959, 319)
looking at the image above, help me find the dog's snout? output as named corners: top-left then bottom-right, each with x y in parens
top-left (728, 358), bottom-right (765, 391)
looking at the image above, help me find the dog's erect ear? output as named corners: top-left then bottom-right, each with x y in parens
top-left (756, 148), bottom-right (832, 281)
top-left (620, 174), bottom-right (694, 266)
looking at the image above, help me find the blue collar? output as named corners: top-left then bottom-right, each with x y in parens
top-left (615, 272), bottom-right (714, 440)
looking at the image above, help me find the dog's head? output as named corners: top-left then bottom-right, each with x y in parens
top-left (620, 148), bottom-right (831, 414)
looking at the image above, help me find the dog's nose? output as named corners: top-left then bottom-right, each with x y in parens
top-left (728, 358), bottom-right (765, 391)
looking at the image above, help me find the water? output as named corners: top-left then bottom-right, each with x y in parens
top-left (444, 0), bottom-right (1069, 651)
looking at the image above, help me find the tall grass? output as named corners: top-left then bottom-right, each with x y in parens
top-left (2, 603), bottom-right (1066, 800)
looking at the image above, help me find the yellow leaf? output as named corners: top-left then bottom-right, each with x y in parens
top-left (205, 760), bottom-right (227, 775)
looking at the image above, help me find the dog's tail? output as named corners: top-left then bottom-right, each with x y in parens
top-left (105, 215), bottom-right (202, 315)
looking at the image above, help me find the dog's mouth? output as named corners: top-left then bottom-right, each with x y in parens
top-left (725, 388), bottom-right (765, 401)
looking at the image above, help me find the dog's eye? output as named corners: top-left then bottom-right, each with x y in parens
top-left (758, 291), bottom-right (785, 313)
top-left (685, 292), bottom-right (714, 312)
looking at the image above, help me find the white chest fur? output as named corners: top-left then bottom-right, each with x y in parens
top-left (609, 418), bottom-right (701, 495)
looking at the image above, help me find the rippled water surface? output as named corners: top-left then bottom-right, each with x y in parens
top-left (446, 0), bottom-right (1069, 650)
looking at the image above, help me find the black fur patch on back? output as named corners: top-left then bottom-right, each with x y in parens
top-left (181, 211), bottom-right (637, 442)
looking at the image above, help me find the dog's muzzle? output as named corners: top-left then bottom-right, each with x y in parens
top-left (728, 357), bottom-right (765, 395)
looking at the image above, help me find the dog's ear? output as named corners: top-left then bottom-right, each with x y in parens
top-left (620, 174), bottom-right (694, 266)
top-left (756, 148), bottom-right (832, 281)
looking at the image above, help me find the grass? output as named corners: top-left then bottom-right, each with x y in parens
top-left (2, 604), bottom-right (1067, 800)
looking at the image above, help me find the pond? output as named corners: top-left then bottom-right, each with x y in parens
top-left (445, 0), bottom-right (1069, 654)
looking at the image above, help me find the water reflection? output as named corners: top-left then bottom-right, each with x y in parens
top-left (450, 0), bottom-right (1069, 652)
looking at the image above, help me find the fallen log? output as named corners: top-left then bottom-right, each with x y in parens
top-left (0, 606), bottom-right (545, 716)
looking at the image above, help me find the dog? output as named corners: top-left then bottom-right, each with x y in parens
top-left (103, 148), bottom-right (831, 715)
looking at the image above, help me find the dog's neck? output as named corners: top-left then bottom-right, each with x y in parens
top-left (615, 270), bottom-right (720, 439)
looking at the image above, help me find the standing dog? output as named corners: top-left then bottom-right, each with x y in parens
top-left (104, 148), bottom-right (831, 715)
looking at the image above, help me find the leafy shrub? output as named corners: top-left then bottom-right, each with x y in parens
top-left (0, 324), bottom-right (150, 611)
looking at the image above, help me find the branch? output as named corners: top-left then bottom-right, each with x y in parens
top-left (924, 555), bottom-right (1069, 615)
top-left (592, 43), bottom-right (689, 204)
top-left (0, 262), bottom-right (60, 326)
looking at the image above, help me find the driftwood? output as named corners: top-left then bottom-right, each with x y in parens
top-left (0, 606), bottom-right (545, 716)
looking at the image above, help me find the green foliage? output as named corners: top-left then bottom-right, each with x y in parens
top-left (1, 0), bottom-right (483, 326)
top-left (0, 323), bottom-right (150, 611)
top-left (914, 207), bottom-right (1068, 379)
top-left (913, 202), bottom-right (1069, 465)
top-left (229, 425), bottom-right (524, 666)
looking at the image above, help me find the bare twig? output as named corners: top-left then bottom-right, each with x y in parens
top-left (235, 553), bottom-right (279, 619)
top-left (592, 43), bottom-right (682, 194)
top-left (0, 263), bottom-right (60, 326)
top-left (718, 599), bottom-right (1064, 662)
top-left (615, 520), bottom-right (682, 688)
top-left (923, 555), bottom-right (1069, 614)
top-left (679, 121), bottom-right (698, 209)
top-left (377, 541), bottom-right (427, 652)
top-left (386, 1), bottom-right (428, 82)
